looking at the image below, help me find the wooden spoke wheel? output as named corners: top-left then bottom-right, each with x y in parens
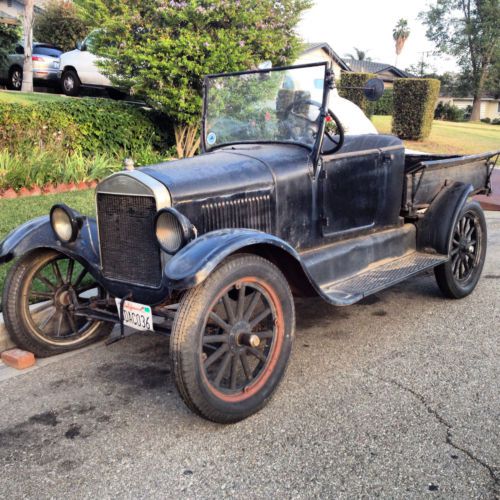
top-left (434, 201), bottom-right (487, 299)
top-left (2, 250), bottom-right (112, 357)
top-left (171, 254), bottom-right (295, 423)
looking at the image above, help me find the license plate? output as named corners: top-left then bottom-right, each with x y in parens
top-left (115, 299), bottom-right (154, 331)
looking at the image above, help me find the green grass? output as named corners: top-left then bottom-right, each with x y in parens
top-left (0, 89), bottom-right (70, 105)
top-left (0, 190), bottom-right (95, 305)
top-left (372, 115), bottom-right (500, 155)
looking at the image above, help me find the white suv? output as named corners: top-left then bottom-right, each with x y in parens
top-left (58, 34), bottom-right (124, 98)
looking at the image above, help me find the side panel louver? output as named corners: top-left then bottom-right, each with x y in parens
top-left (202, 195), bottom-right (272, 233)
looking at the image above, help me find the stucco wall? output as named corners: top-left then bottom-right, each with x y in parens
top-left (295, 48), bottom-right (343, 81)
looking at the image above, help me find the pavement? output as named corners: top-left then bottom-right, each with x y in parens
top-left (0, 212), bottom-right (499, 499)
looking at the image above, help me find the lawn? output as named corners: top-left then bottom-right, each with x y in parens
top-left (372, 116), bottom-right (500, 155)
top-left (0, 190), bottom-right (95, 308)
top-left (0, 89), bottom-right (70, 105)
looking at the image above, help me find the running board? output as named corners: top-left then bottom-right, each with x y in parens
top-left (321, 252), bottom-right (448, 305)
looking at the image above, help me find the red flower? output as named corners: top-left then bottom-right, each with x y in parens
top-left (265, 111), bottom-right (271, 122)
top-left (325, 115), bottom-right (332, 122)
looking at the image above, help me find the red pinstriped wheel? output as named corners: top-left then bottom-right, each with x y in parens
top-left (170, 254), bottom-right (295, 423)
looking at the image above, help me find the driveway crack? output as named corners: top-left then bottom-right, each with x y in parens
top-left (364, 371), bottom-right (499, 495)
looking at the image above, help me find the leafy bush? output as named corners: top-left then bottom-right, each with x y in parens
top-left (339, 72), bottom-right (377, 118)
top-left (392, 78), bottom-right (441, 140)
top-left (434, 101), bottom-right (466, 122)
top-left (480, 117), bottom-right (491, 123)
top-left (0, 98), bottom-right (166, 157)
top-left (492, 118), bottom-right (500, 125)
top-left (373, 88), bottom-right (393, 115)
top-left (0, 24), bottom-right (19, 67)
top-left (34, 0), bottom-right (89, 52)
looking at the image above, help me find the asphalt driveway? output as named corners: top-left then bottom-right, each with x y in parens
top-left (0, 213), bottom-right (499, 499)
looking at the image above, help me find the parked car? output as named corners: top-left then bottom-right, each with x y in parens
top-left (1, 62), bottom-right (498, 424)
top-left (58, 33), bottom-right (124, 98)
top-left (0, 43), bottom-right (62, 90)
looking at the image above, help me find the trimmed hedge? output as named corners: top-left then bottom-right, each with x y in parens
top-left (373, 88), bottom-right (393, 116)
top-left (338, 72), bottom-right (376, 118)
top-left (0, 98), bottom-right (166, 157)
top-left (392, 78), bottom-right (441, 140)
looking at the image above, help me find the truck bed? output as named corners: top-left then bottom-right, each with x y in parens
top-left (402, 150), bottom-right (499, 212)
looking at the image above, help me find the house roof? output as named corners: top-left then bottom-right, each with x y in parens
top-left (303, 42), bottom-right (352, 71)
top-left (343, 59), bottom-right (409, 79)
top-left (0, 10), bottom-right (19, 24)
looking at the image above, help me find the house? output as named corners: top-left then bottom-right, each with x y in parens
top-left (296, 42), bottom-right (351, 81)
top-left (0, 0), bottom-right (45, 25)
top-left (343, 59), bottom-right (409, 87)
top-left (438, 96), bottom-right (500, 121)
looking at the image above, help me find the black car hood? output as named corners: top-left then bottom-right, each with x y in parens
top-left (140, 144), bottom-right (310, 205)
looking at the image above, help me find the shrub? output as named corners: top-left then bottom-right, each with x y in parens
top-left (480, 117), bottom-right (491, 124)
top-left (434, 102), bottom-right (466, 122)
top-left (392, 78), bottom-right (441, 140)
top-left (339, 72), bottom-right (377, 118)
top-left (373, 88), bottom-right (393, 115)
top-left (34, 0), bottom-right (89, 52)
top-left (492, 118), bottom-right (500, 125)
top-left (0, 98), bottom-right (166, 157)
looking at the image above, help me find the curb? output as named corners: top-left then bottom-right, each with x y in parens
top-left (0, 313), bottom-right (15, 353)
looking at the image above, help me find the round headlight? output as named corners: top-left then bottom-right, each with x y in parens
top-left (50, 204), bottom-right (80, 243)
top-left (155, 208), bottom-right (195, 254)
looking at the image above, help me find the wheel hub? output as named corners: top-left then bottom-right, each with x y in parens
top-left (229, 321), bottom-right (260, 349)
top-left (55, 287), bottom-right (73, 307)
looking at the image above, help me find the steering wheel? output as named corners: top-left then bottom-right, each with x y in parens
top-left (283, 99), bottom-right (345, 155)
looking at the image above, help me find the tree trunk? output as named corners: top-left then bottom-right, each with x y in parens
top-left (174, 124), bottom-right (200, 158)
top-left (470, 95), bottom-right (482, 121)
top-left (21, 0), bottom-right (35, 92)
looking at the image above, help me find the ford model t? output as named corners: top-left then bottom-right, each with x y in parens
top-left (1, 63), bottom-right (498, 423)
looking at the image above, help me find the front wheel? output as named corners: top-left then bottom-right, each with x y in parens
top-left (434, 201), bottom-right (487, 299)
top-left (7, 66), bottom-right (22, 90)
top-left (170, 254), bottom-right (295, 423)
top-left (2, 250), bottom-right (113, 357)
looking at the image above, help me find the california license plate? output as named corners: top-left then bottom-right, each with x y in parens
top-left (115, 299), bottom-right (154, 331)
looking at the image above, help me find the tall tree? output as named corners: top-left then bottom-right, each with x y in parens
top-left (21, 0), bottom-right (35, 92)
top-left (344, 47), bottom-right (371, 61)
top-left (34, 1), bottom-right (89, 52)
top-left (420, 0), bottom-right (499, 121)
top-left (89, 0), bottom-right (312, 158)
top-left (393, 18), bottom-right (410, 67)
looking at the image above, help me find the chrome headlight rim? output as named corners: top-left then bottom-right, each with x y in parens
top-left (50, 204), bottom-right (81, 243)
top-left (155, 208), bottom-right (195, 255)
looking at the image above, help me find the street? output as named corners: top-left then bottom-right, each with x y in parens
top-left (0, 213), bottom-right (499, 499)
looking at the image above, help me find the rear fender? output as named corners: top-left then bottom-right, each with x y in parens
top-left (164, 228), bottom-right (317, 295)
top-left (416, 181), bottom-right (473, 254)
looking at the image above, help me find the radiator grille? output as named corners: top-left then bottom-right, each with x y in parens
top-left (202, 195), bottom-right (272, 233)
top-left (97, 193), bottom-right (162, 288)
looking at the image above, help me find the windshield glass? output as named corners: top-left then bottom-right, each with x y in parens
top-left (204, 63), bottom-right (327, 151)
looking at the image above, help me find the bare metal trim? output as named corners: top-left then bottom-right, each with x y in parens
top-left (96, 171), bottom-right (171, 208)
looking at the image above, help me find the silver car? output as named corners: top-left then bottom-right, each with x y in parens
top-left (0, 43), bottom-right (62, 90)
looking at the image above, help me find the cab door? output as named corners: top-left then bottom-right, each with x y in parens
top-left (319, 142), bottom-right (405, 238)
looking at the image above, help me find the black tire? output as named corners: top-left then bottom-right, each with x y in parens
top-left (434, 201), bottom-right (487, 299)
top-left (61, 69), bottom-right (81, 96)
top-left (2, 249), bottom-right (113, 357)
top-left (7, 66), bottom-right (22, 91)
top-left (170, 254), bottom-right (295, 423)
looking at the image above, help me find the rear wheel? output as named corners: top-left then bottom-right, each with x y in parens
top-left (170, 254), bottom-right (295, 423)
top-left (7, 66), bottom-right (22, 90)
top-left (434, 201), bottom-right (487, 299)
top-left (2, 249), bottom-right (112, 357)
top-left (61, 69), bottom-right (80, 96)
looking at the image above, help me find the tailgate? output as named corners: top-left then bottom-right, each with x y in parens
top-left (404, 150), bottom-right (499, 209)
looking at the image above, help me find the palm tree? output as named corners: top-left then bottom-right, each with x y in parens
top-left (344, 47), bottom-right (371, 61)
top-left (393, 19), bottom-right (410, 67)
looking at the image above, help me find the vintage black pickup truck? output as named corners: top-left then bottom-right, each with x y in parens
top-left (1, 62), bottom-right (498, 422)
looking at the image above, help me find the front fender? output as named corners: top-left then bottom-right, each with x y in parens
top-left (0, 215), bottom-right (101, 268)
top-left (164, 229), bottom-right (303, 290)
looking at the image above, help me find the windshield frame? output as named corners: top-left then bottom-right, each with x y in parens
top-left (201, 62), bottom-right (330, 157)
